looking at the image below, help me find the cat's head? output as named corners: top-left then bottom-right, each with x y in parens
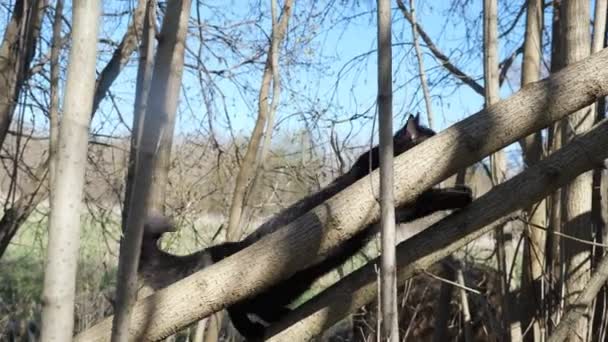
top-left (394, 113), bottom-right (435, 154)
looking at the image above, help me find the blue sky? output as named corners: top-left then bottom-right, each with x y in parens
top-left (23, 0), bottom-right (548, 167)
top-left (94, 1), bottom-right (517, 129)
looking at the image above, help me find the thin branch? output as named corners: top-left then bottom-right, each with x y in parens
top-left (396, 0), bottom-right (484, 96)
top-left (422, 269), bottom-right (482, 295)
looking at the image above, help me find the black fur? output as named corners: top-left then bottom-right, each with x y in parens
top-left (140, 114), bottom-right (472, 341)
top-left (213, 114), bottom-right (471, 340)
top-left (349, 113), bottom-right (435, 179)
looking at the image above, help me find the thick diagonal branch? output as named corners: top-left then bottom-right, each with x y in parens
top-left (268, 118), bottom-right (608, 341)
top-left (76, 48), bottom-right (608, 342)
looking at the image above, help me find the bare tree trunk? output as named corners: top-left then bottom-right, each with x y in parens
top-left (590, 1), bottom-right (608, 341)
top-left (519, 1), bottom-right (546, 340)
top-left (408, 0), bottom-right (433, 129)
top-left (549, 253), bottom-right (608, 342)
top-left (546, 1), bottom-right (564, 333)
top-left (200, 315), bottom-right (221, 342)
top-left (560, 1), bottom-right (593, 341)
top-left (224, 0), bottom-right (293, 242)
top-left (143, 0), bottom-right (173, 216)
top-left (48, 0), bottom-right (64, 201)
top-left (592, 0), bottom-right (607, 54)
top-left (39, 1), bottom-right (100, 341)
top-left (377, 0), bottom-right (398, 340)
top-left (110, 1), bottom-right (191, 341)
top-left (190, 318), bottom-right (208, 342)
top-left (431, 260), bottom-right (455, 342)
top-left (201, 3), bottom-right (293, 341)
top-left (0, 0), bottom-right (156, 259)
top-left (77, 49), bottom-right (608, 341)
top-left (241, 0), bottom-right (284, 225)
top-left (122, 0), bottom-right (156, 230)
top-left (484, 0), bottom-right (519, 340)
top-left (0, 0), bottom-right (46, 149)
top-left (270, 119), bottom-right (608, 342)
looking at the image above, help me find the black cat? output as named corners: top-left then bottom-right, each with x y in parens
top-left (139, 114), bottom-right (472, 340)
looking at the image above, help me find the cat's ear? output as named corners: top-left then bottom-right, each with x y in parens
top-left (405, 113), bottom-right (420, 140)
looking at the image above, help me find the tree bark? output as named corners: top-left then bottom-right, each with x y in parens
top-left (560, 1), bottom-right (593, 340)
top-left (377, 0), bottom-right (398, 339)
top-left (591, 1), bottom-right (608, 341)
top-left (269, 118), bottom-right (608, 341)
top-left (0, 0), bottom-right (156, 259)
top-left (110, 1), bottom-right (191, 341)
top-left (548, 253), bottom-right (608, 342)
top-left (201, 3), bottom-right (293, 340)
top-left (546, 1), bottom-right (564, 332)
top-left (592, 0), bottom-right (607, 54)
top-left (224, 0), bottom-right (293, 242)
top-left (48, 0), bottom-right (64, 203)
top-left (431, 260), bottom-right (455, 342)
top-left (121, 0), bottom-right (156, 230)
top-left (484, 0), bottom-right (519, 339)
top-left (519, 1), bottom-right (546, 340)
top-left (76, 49), bottom-right (608, 342)
top-left (241, 0), bottom-right (284, 227)
top-left (39, 1), bottom-right (100, 341)
top-left (0, 0), bottom-right (46, 149)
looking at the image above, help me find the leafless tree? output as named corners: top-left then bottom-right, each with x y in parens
top-left (0, 0), bottom-right (45, 149)
top-left (560, 1), bottom-right (594, 340)
top-left (111, 1), bottom-right (191, 341)
top-left (122, 0), bottom-right (156, 229)
top-left (76, 50), bottom-right (608, 340)
top-left (376, 0), bottom-right (398, 340)
top-left (224, 0), bottom-right (293, 242)
top-left (39, 1), bottom-right (101, 341)
top-left (519, 1), bottom-right (546, 340)
top-left (484, 0), bottom-right (518, 339)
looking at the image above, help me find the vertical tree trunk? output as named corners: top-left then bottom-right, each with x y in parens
top-left (223, 0), bottom-right (293, 242)
top-left (39, 1), bottom-right (101, 341)
top-left (111, 1), bottom-right (191, 341)
top-left (546, 1), bottom-right (564, 333)
top-left (236, 0), bottom-right (285, 236)
top-left (484, 0), bottom-right (518, 340)
top-left (519, 1), bottom-right (546, 340)
top-left (591, 1), bottom-right (608, 340)
top-left (432, 259), bottom-right (455, 342)
top-left (48, 0), bottom-right (64, 202)
top-left (377, 0), bottom-right (398, 340)
top-left (122, 0), bottom-right (156, 230)
top-left (0, 0), bottom-right (150, 260)
top-left (560, 1), bottom-right (593, 341)
top-left (203, 2), bottom-right (293, 340)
